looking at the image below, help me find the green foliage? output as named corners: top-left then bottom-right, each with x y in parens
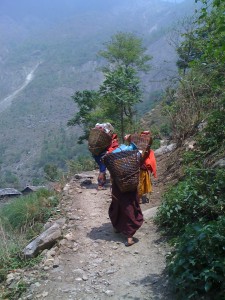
top-left (195, 0), bottom-right (225, 63)
top-left (159, 123), bottom-right (172, 138)
top-left (167, 218), bottom-right (225, 299)
top-left (99, 32), bottom-right (151, 72)
top-left (67, 90), bottom-right (100, 143)
top-left (99, 66), bottom-right (141, 138)
top-left (0, 231), bottom-right (24, 282)
top-left (32, 177), bottom-right (45, 186)
top-left (162, 67), bottom-right (214, 144)
top-left (1, 279), bottom-right (28, 299)
top-left (156, 167), bottom-right (225, 299)
top-left (156, 139), bottom-right (225, 298)
top-left (198, 106), bottom-right (225, 154)
top-left (176, 21), bottom-right (200, 73)
top-left (155, 168), bottom-right (225, 236)
top-left (182, 151), bottom-right (201, 165)
top-left (150, 138), bottom-right (160, 151)
top-left (1, 171), bottom-right (19, 188)
top-left (0, 189), bottom-right (58, 232)
top-left (66, 155), bottom-right (96, 176)
top-left (37, 127), bottom-right (88, 169)
top-left (0, 189), bottom-right (58, 289)
top-left (44, 164), bottom-right (60, 181)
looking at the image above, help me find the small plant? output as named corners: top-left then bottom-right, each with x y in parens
top-left (182, 151), bottom-right (199, 165)
top-left (1, 280), bottom-right (28, 299)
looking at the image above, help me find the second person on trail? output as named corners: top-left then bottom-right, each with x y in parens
top-left (91, 123), bottom-right (119, 190)
top-left (138, 134), bottom-right (157, 204)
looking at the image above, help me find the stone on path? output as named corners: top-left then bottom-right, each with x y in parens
top-left (143, 206), bottom-right (158, 220)
top-left (22, 223), bottom-right (62, 258)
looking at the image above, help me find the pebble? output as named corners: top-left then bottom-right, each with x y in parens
top-left (75, 277), bottom-right (82, 281)
top-left (42, 292), bottom-right (49, 297)
top-left (104, 289), bottom-right (114, 296)
top-left (106, 269), bottom-right (116, 275)
top-left (53, 258), bottom-right (60, 268)
top-left (82, 275), bottom-right (88, 281)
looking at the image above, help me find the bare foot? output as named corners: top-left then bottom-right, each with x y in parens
top-left (97, 185), bottom-right (106, 190)
top-left (125, 237), bottom-right (135, 247)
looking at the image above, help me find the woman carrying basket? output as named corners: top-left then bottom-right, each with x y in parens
top-left (92, 123), bottom-right (119, 190)
top-left (107, 134), bottom-right (144, 247)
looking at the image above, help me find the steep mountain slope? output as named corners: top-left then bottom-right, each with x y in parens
top-left (0, 0), bottom-right (194, 186)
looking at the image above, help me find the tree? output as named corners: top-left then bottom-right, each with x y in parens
top-left (99, 32), bottom-right (151, 72)
top-left (68, 32), bottom-right (152, 141)
top-left (99, 66), bottom-right (141, 139)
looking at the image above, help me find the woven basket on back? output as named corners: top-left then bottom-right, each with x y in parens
top-left (88, 128), bottom-right (112, 156)
top-left (131, 132), bottom-right (151, 151)
top-left (103, 150), bottom-right (141, 193)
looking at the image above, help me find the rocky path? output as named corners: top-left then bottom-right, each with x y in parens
top-left (21, 155), bottom-right (172, 300)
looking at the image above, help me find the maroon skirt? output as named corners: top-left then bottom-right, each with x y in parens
top-left (109, 182), bottom-right (144, 238)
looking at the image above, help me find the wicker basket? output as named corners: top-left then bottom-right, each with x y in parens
top-left (88, 128), bottom-right (112, 156)
top-left (103, 150), bottom-right (141, 193)
top-left (131, 132), bottom-right (151, 151)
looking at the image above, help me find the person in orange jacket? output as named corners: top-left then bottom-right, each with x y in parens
top-left (138, 135), bottom-right (157, 204)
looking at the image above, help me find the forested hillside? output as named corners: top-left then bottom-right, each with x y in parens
top-left (0, 0), bottom-right (194, 187)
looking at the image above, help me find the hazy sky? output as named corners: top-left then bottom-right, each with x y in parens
top-left (0, 0), bottom-right (187, 21)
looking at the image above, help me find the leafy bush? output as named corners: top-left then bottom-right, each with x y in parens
top-left (167, 218), bottom-right (225, 299)
top-left (66, 155), bottom-right (96, 176)
top-left (44, 164), bottom-right (61, 181)
top-left (198, 108), bottom-right (225, 154)
top-left (155, 168), bottom-right (225, 235)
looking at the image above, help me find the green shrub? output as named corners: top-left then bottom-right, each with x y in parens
top-left (155, 168), bottom-right (225, 235)
top-left (160, 123), bottom-right (172, 137)
top-left (167, 218), bottom-right (225, 299)
top-left (44, 164), bottom-right (61, 181)
top-left (66, 155), bottom-right (96, 176)
top-left (198, 108), bottom-right (225, 154)
top-left (182, 151), bottom-right (200, 165)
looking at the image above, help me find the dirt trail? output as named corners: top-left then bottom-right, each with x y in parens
top-left (22, 155), bottom-right (172, 300)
